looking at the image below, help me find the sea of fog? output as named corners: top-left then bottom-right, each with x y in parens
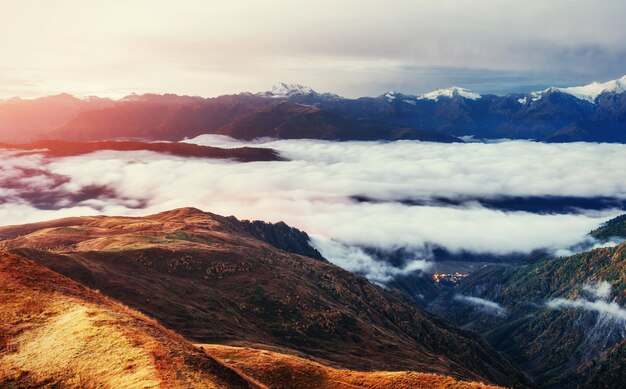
top-left (1, 136), bottom-right (625, 282)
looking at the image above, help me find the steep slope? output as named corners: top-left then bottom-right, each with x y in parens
top-left (429, 215), bottom-right (626, 387)
top-left (565, 338), bottom-right (626, 388)
top-left (201, 344), bottom-right (501, 389)
top-left (0, 252), bottom-right (257, 388)
top-left (0, 208), bottom-right (529, 387)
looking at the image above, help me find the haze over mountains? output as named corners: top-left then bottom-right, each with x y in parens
top-left (2, 75), bottom-right (626, 144)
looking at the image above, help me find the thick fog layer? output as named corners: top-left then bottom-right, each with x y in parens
top-left (1, 138), bottom-right (625, 281)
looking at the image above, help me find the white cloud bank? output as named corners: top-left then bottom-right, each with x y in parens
top-left (547, 299), bottom-right (626, 322)
top-left (310, 235), bottom-right (431, 284)
top-left (547, 281), bottom-right (626, 323)
top-left (454, 295), bottom-right (508, 317)
top-left (0, 138), bottom-right (625, 281)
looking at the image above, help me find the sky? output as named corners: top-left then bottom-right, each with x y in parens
top-left (1, 0), bottom-right (626, 98)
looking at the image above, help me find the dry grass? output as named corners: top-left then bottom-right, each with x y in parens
top-left (200, 344), bottom-right (503, 389)
top-left (0, 252), bottom-right (255, 389)
top-left (1, 303), bottom-right (160, 388)
top-left (0, 250), bottom-right (504, 388)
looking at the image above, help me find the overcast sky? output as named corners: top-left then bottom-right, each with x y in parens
top-left (1, 0), bottom-right (625, 98)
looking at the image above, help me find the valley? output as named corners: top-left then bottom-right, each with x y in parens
top-left (3, 2), bottom-right (626, 387)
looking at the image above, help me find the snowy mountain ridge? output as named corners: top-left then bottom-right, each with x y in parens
top-left (418, 87), bottom-right (482, 101)
top-left (532, 75), bottom-right (626, 103)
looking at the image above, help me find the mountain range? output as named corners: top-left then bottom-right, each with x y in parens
top-left (2, 75), bottom-right (626, 144)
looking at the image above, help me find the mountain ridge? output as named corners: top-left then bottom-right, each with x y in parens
top-left (3, 74), bottom-right (626, 144)
top-left (0, 208), bottom-right (531, 387)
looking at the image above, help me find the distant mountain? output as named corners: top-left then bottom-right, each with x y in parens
top-left (0, 208), bottom-right (530, 387)
top-left (0, 139), bottom-right (281, 161)
top-left (534, 75), bottom-right (626, 103)
top-left (256, 82), bottom-right (340, 101)
top-left (3, 75), bottom-right (626, 143)
top-left (213, 100), bottom-right (461, 142)
top-left (44, 93), bottom-right (263, 142)
top-left (418, 86), bottom-right (482, 101)
top-left (429, 213), bottom-right (626, 387)
top-left (0, 94), bottom-right (113, 143)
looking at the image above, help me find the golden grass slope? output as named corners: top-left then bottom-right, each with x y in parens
top-left (0, 252), bottom-right (256, 389)
top-left (201, 344), bottom-right (502, 389)
top-left (0, 250), bottom-right (504, 389)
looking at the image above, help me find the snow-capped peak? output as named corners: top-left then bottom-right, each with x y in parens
top-left (558, 75), bottom-right (626, 103)
top-left (418, 87), bottom-right (481, 101)
top-left (384, 91), bottom-right (399, 103)
top-left (530, 75), bottom-right (626, 103)
top-left (260, 83), bottom-right (316, 98)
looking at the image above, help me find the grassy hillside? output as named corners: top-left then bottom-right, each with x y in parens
top-left (0, 208), bottom-right (529, 387)
top-left (201, 344), bottom-right (501, 389)
top-left (0, 252), bottom-right (256, 388)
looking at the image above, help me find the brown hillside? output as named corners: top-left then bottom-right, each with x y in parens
top-left (0, 252), bottom-right (257, 388)
top-left (201, 344), bottom-right (502, 389)
top-left (0, 252), bottom-right (500, 389)
top-left (0, 208), bottom-right (530, 387)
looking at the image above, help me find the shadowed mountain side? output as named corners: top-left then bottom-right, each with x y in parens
top-left (0, 252), bottom-right (258, 388)
top-left (212, 101), bottom-right (462, 142)
top-left (429, 218), bottom-right (626, 388)
top-left (227, 217), bottom-right (325, 260)
top-left (0, 208), bottom-right (530, 387)
top-left (0, 139), bottom-right (282, 162)
top-left (45, 97), bottom-right (461, 143)
top-left (564, 339), bottom-right (626, 389)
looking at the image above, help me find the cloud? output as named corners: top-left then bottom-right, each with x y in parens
top-left (547, 281), bottom-right (626, 322)
top-left (553, 239), bottom-right (621, 258)
top-left (0, 139), bottom-right (624, 281)
top-left (310, 235), bottom-right (431, 284)
top-left (583, 281), bottom-right (613, 300)
top-left (454, 295), bottom-right (507, 317)
top-left (547, 299), bottom-right (626, 322)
